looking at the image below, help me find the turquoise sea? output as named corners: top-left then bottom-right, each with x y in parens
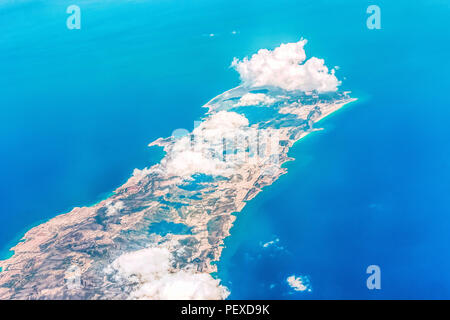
top-left (1, 0), bottom-right (450, 298)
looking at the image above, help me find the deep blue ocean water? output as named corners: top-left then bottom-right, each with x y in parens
top-left (1, 0), bottom-right (449, 298)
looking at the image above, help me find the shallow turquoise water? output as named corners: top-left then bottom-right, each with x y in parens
top-left (1, 0), bottom-right (450, 298)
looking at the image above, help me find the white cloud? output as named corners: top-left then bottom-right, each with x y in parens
top-left (111, 247), bottom-right (170, 280)
top-left (106, 201), bottom-right (124, 217)
top-left (157, 111), bottom-right (281, 179)
top-left (193, 110), bottom-right (249, 139)
top-left (286, 275), bottom-right (311, 292)
top-left (231, 39), bottom-right (340, 92)
top-left (163, 111), bottom-right (250, 177)
top-left (262, 237), bottom-right (280, 248)
top-left (132, 167), bottom-right (152, 179)
top-left (164, 148), bottom-right (231, 177)
top-left (132, 270), bottom-right (229, 300)
top-left (108, 247), bottom-right (229, 300)
top-left (234, 93), bottom-right (277, 107)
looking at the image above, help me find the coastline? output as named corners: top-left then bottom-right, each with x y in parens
top-left (0, 86), bottom-right (356, 299)
top-left (217, 97), bottom-right (358, 295)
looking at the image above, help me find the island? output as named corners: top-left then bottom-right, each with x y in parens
top-left (0, 39), bottom-right (355, 299)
